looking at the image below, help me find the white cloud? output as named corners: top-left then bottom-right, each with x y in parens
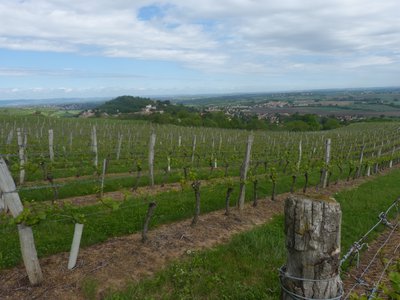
top-left (0, 0), bottom-right (399, 76)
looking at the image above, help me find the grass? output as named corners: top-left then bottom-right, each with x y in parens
top-left (106, 217), bottom-right (285, 300)
top-left (103, 167), bottom-right (400, 300)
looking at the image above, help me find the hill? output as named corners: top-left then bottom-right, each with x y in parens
top-left (96, 95), bottom-right (154, 114)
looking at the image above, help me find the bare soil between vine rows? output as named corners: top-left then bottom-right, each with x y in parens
top-left (0, 167), bottom-right (398, 300)
top-left (42, 174), bottom-right (229, 207)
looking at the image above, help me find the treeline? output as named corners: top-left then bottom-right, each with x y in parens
top-left (94, 95), bottom-right (343, 131)
top-left (282, 113), bottom-right (341, 131)
top-left (125, 110), bottom-right (342, 131)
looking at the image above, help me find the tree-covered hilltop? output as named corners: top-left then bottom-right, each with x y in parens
top-left (96, 95), bottom-right (196, 115)
top-left (96, 95), bottom-right (154, 113)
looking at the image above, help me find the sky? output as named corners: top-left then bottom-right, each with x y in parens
top-left (0, 0), bottom-right (399, 100)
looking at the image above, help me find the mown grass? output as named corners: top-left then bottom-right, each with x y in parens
top-left (103, 168), bottom-right (400, 300)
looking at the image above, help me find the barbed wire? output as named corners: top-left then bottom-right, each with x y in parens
top-left (367, 241), bottom-right (400, 299)
top-left (343, 217), bottom-right (400, 299)
top-left (340, 198), bottom-right (400, 267)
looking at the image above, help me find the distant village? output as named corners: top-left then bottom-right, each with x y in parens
top-left (204, 99), bottom-right (366, 123)
top-left (78, 98), bottom-right (370, 122)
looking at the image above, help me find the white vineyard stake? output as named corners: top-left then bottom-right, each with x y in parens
top-left (68, 223), bottom-right (84, 270)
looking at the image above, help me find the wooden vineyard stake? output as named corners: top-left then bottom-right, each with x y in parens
top-left (48, 129), bottom-right (54, 162)
top-left (374, 146), bottom-right (382, 173)
top-left (116, 133), bottom-right (123, 160)
top-left (142, 202), bottom-right (157, 243)
top-left (5, 129), bottom-right (13, 160)
top-left (390, 146), bottom-right (395, 168)
top-left (191, 180), bottom-right (201, 226)
top-left (68, 223), bottom-right (84, 270)
top-left (0, 158), bottom-right (43, 285)
top-left (281, 195), bottom-right (342, 299)
top-left (297, 140), bottom-right (302, 171)
top-left (237, 134), bottom-right (254, 210)
top-left (91, 126), bottom-right (98, 168)
top-left (23, 132), bottom-right (28, 163)
top-left (100, 158), bottom-right (107, 198)
top-left (149, 132), bottom-right (156, 187)
top-left (322, 138), bottom-right (331, 188)
top-left (17, 128), bottom-right (26, 184)
top-left (69, 131), bottom-right (73, 151)
top-left (191, 135), bottom-right (197, 164)
top-left (357, 144), bottom-right (365, 178)
top-left (224, 187), bottom-right (234, 216)
top-left (167, 156), bottom-right (171, 172)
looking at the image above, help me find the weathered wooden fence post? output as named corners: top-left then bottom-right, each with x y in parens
top-left (280, 195), bottom-right (342, 299)
top-left (149, 132), bottom-right (156, 187)
top-left (237, 134), bottom-right (254, 210)
top-left (0, 158), bottom-right (43, 285)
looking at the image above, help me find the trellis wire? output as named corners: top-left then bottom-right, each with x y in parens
top-left (343, 218), bottom-right (400, 299)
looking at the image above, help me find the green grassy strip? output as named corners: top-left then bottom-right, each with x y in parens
top-left (103, 168), bottom-right (400, 300)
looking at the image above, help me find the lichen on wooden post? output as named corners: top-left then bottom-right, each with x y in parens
top-left (280, 195), bottom-right (343, 300)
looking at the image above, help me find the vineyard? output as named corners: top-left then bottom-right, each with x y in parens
top-left (1, 115), bottom-right (400, 298)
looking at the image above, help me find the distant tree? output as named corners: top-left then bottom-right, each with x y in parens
top-left (322, 118), bottom-right (340, 130)
top-left (285, 120), bottom-right (310, 131)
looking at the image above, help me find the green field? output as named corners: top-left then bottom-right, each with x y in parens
top-left (1, 114), bottom-right (400, 299)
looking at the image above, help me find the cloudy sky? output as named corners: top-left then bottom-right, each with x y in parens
top-left (0, 0), bottom-right (399, 100)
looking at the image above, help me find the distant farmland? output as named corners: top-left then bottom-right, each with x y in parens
top-left (251, 105), bottom-right (400, 117)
